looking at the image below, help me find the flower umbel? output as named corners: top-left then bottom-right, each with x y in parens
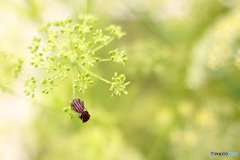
top-left (106, 25), bottom-right (126, 39)
top-left (74, 73), bottom-right (93, 93)
top-left (24, 77), bottom-right (36, 98)
top-left (25, 15), bottom-right (129, 98)
top-left (41, 77), bottom-right (57, 94)
top-left (109, 49), bottom-right (127, 65)
top-left (110, 72), bottom-right (130, 97)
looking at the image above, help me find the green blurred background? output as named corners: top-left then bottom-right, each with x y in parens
top-left (1, 0), bottom-right (240, 159)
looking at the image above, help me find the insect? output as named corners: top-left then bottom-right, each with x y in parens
top-left (79, 111), bottom-right (90, 123)
top-left (70, 99), bottom-right (85, 113)
top-left (70, 99), bottom-right (90, 123)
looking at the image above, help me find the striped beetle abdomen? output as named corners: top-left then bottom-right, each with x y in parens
top-left (70, 99), bottom-right (84, 113)
top-left (80, 111), bottom-right (90, 123)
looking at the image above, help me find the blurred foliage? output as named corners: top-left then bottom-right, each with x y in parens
top-left (1, 0), bottom-right (240, 160)
top-left (0, 51), bottom-right (22, 92)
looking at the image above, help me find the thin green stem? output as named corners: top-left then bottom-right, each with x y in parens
top-left (76, 64), bottom-right (110, 83)
top-left (92, 37), bottom-right (114, 52)
top-left (99, 59), bottom-right (111, 62)
top-left (48, 71), bottom-right (59, 79)
top-left (53, 40), bottom-right (61, 49)
top-left (84, 0), bottom-right (88, 14)
top-left (71, 65), bottom-right (76, 98)
top-left (89, 43), bottom-right (97, 50)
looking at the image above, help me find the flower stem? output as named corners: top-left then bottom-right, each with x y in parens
top-left (92, 37), bottom-right (114, 52)
top-left (71, 65), bottom-right (75, 98)
top-left (99, 59), bottom-right (111, 62)
top-left (76, 64), bottom-right (110, 83)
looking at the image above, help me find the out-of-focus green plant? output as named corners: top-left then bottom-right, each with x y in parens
top-left (207, 9), bottom-right (240, 71)
top-left (0, 51), bottom-right (23, 92)
top-left (187, 7), bottom-right (240, 89)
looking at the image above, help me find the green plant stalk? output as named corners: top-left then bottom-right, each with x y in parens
top-left (53, 39), bottom-right (61, 49)
top-left (71, 65), bottom-right (75, 98)
top-left (92, 37), bottom-right (114, 52)
top-left (76, 64), bottom-right (110, 83)
top-left (99, 59), bottom-right (111, 62)
top-left (48, 70), bottom-right (61, 79)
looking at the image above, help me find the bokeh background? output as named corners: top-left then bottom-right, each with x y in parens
top-left (1, 0), bottom-right (240, 159)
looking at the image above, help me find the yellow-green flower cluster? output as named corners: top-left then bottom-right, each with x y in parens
top-left (25, 15), bottom-right (129, 98)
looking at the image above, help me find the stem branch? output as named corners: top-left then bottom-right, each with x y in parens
top-left (99, 59), bottom-right (111, 62)
top-left (92, 37), bottom-right (114, 52)
top-left (71, 65), bottom-right (76, 98)
top-left (76, 64), bottom-right (110, 83)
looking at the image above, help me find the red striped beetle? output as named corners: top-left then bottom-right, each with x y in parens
top-left (80, 111), bottom-right (90, 123)
top-left (70, 99), bottom-right (84, 113)
top-left (70, 99), bottom-right (90, 123)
